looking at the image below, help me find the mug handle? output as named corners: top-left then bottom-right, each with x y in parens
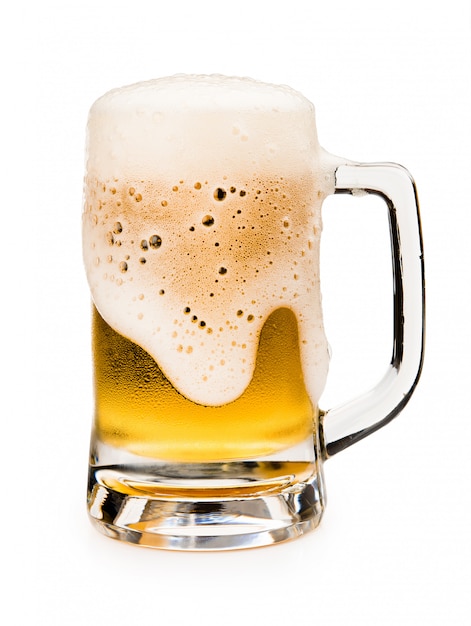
top-left (321, 163), bottom-right (425, 457)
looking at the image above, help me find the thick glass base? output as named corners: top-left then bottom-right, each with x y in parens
top-left (87, 461), bottom-right (325, 550)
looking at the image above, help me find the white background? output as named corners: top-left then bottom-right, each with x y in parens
top-left (3, 1), bottom-right (470, 624)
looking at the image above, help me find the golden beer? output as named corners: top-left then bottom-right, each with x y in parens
top-left (84, 169), bottom-right (328, 464)
top-left (83, 75), bottom-right (334, 548)
top-left (92, 305), bottom-right (315, 463)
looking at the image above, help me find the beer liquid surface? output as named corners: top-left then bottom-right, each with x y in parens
top-left (83, 76), bottom-right (334, 461)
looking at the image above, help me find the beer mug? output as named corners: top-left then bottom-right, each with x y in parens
top-left (83, 75), bottom-right (424, 550)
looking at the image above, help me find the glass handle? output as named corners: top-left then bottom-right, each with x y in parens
top-left (321, 163), bottom-right (425, 457)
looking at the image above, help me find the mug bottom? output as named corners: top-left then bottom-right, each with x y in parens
top-left (87, 461), bottom-right (325, 550)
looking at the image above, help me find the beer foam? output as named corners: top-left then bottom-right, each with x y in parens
top-left (86, 75), bottom-right (322, 182)
top-left (83, 75), bottom-right (341, 406)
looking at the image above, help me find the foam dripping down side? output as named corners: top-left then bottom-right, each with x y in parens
top-left (83, 75), bottom-right (341, 407)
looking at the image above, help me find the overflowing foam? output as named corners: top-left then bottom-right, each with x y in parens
top-left (83, 75), bottom-right (342, 406)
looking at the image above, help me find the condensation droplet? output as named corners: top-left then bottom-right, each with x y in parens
top-left (119, 261), bottom-right (128, 273)
top-left (128, 187), bottom-right (135, 196)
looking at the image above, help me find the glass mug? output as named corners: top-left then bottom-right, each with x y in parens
top-left (83, 75), bottom-right (425, 550)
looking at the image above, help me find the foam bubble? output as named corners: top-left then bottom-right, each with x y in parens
top-left (83, 75), bottom-right (345, 406)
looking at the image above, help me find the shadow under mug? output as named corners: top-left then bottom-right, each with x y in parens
top-left (83, 76), bottom-right (425, 550)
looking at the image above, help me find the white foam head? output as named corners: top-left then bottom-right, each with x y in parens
top-left (83, 75), bottom-right (336, 405)
top-left (86, 74), bottom-right (321, 181)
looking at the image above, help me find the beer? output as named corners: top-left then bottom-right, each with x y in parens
top-left (92, 305), bottom-right (315, 462)
top-left (84, 167), bottom-right (330, 462)
top-left (83, 75), bottom-right (336, 545)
